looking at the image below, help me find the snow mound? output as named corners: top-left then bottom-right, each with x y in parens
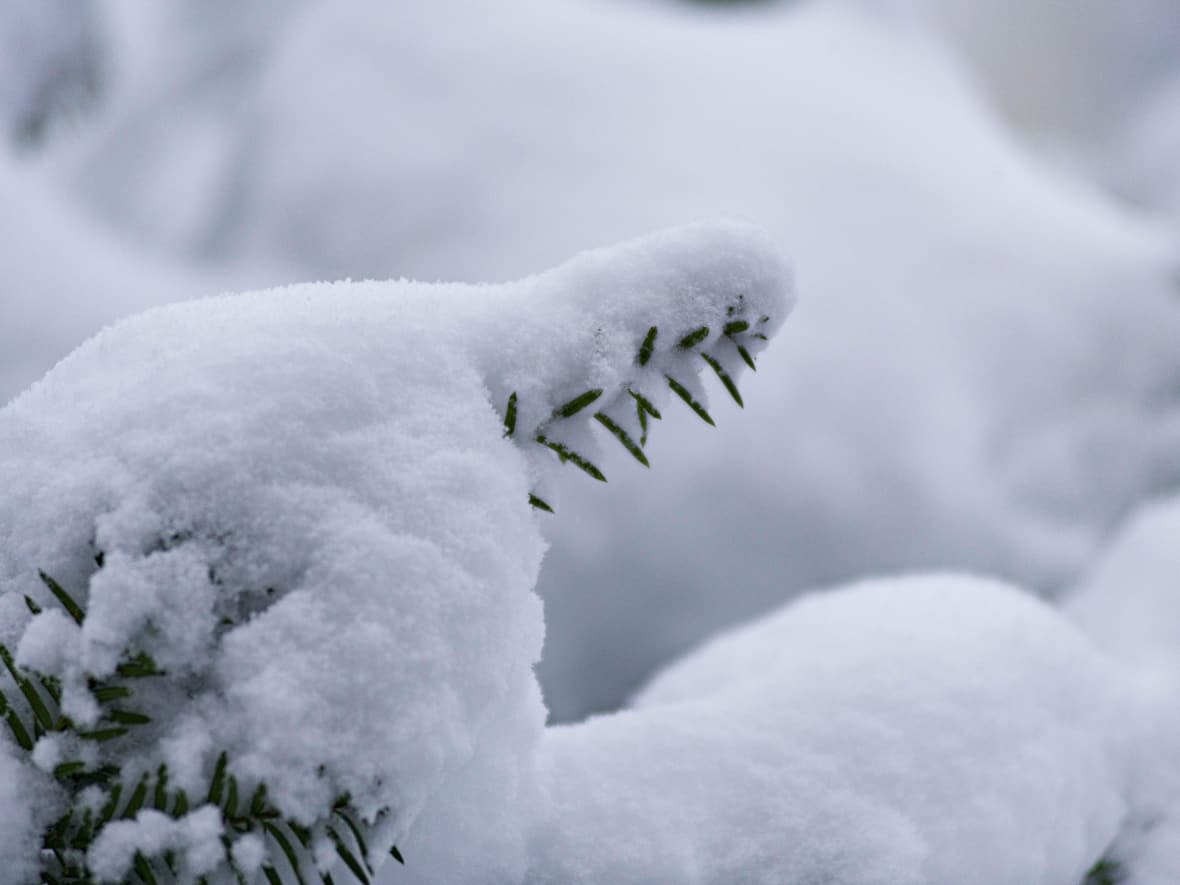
top-left (529, 575), bottom-right (1127, 884)
top-left (0, 220), bottom-right (791, 879)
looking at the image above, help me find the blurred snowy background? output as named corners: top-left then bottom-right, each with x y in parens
top-left (2, 0), bottom-right (1179, 733)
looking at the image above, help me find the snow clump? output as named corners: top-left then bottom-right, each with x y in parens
top-left (0, 220), bottom-right (790, 880)
top-left (526, 575), bottom-right (1128, 885)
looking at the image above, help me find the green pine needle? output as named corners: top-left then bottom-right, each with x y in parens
top-left (701, 353), bottom-right (743, 407)
top-left (736, 344), bottom-right (757, 372)
top-left (133, 853), bottom-right (160, 885)
top-left (335, 809), bottom-right (374, 874)
top-left (637, 326), bottom-right (658, 366)
top-left (535, 435), bottom-right (607, 482)
top-left (390, 845), bottom-right (406, 865)
top-left (627, 389), bottom-right (662, 420)
top-left (122, 775), bottom-right (149, 819)
top-left (503, 392), bottom-right (518, 438)
top-left (116, 653), bottom-right (164, 679)
top-left (328, 827), bottom-right (371, 885)
top-left (251, 783), bottom-right (270, 817)
top-left (263, 823), bottom-right (309, 885)
top-left (0, 646), bottom-right (57, 733)
top-left (38, 570), bottom-right (86, 625)
top-left (209, 752), bottom-right (228, 806)
top-left (99, 783), bottom-right (123, 823)
top-left (594, 413), bottom-right (650, 467)
top-left (666, 376), bottom-right (715, 426)
top-left (224, 774), bottom-right (240, 818)
top-left (677, 326), bottom-right (710, 349)
top-left (723, 320), bottom-right (749, 336)
top-left (528, 493), bottom-right (555, 513)
top-left (53, 761), bottom-right (87, 780)
top-left (555, 388), bottom-right (603, 418)
top-left (1084, 857), bottom-right (1124, 885)
top-left (154, 766), bottom-right (169, 811)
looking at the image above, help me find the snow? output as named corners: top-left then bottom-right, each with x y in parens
top-left (1065, 497), bottom-right (1180, 884)
top-left (4, 0), bottom-right (1180, 880)
top-left (527, 575), bottom-right (1127, 884)
top-left (0, 741), bottom-right (50, 882)
top-left (19, 0), bottom-right (1180, 721)
top-left (0, 220), bottom-right (790, 878)
top-left (88, 807), bottom-right (225, 882)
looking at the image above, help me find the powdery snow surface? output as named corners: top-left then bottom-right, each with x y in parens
top-left (526, 576), bottom-right (1127, 885)
top-left (0, 221), bottom-right (790, 880)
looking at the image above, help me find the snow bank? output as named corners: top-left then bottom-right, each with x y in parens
top-left (527, 575), bottom-right (1127, 884)
top-left (0, 221), bottom-right (790, 879)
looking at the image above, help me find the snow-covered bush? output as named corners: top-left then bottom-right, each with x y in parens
top-left (0, 221), bottom-right (790, 882)
top-left (53, 0), bottom-right (1180, 721)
